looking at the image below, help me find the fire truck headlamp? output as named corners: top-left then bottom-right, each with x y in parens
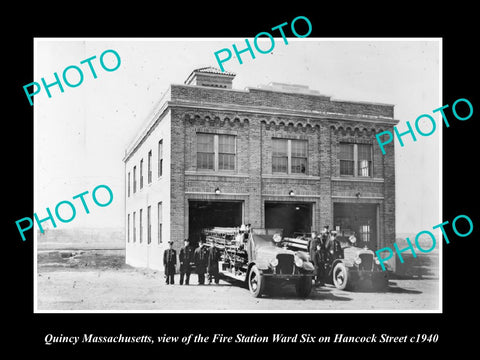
top-left (272, 233), bottom-right (282, 243)
top-left (270, 258), bottom-right (279, 267)
top-left (294, 257), bottom-right (303, 267)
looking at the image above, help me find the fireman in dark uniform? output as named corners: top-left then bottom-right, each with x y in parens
top-left (317, 226), bottom-right (332, 285)
top-left (313, 242), bottom-right (324, 286)
top-left (163, 240), bottom-right (176, 285)
top-left (307, 230), bottom-right (320, 261)
top-left (194, 237), bottom-right (208, 285)
top-left (179, 239), bottom-right (194, 285)
top-left (307, 230), bottom-right (322, 285)
top-left (207, 245), bottom-right (221, 284)
top-left (324, 230), bottom-right (343, 264)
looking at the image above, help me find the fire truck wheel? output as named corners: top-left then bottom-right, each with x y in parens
top-left (295, 276), bottom-right (313, 298)
top-left (248, 265), bottom-right (265, 298)
top-left (332, 262), bottom-right (349, 290)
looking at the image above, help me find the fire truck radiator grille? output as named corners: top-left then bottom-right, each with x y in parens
top-left (359, 253), bottom-right (374, 271)
top-left (276, 254), bottom-right (294, 274)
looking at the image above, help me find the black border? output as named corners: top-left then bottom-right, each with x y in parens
top-left (7, 6), bottom-right (479, 354)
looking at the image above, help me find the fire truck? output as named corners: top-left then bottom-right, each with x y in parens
top-left (282, 232), bottom-right (389, 291)
top-left (203, 227), bottom-right (315, 298)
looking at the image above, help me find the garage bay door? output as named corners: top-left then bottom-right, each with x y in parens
top-left (264, 202), bottom-right (312, 237)
top-left (188, 201), bottom-right (243, 247)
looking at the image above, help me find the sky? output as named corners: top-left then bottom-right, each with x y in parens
top-left (34, 38), bottom-right (441, 234)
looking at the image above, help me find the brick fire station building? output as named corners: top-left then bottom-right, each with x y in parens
top-left (123, 67), bottom-right (398, 270)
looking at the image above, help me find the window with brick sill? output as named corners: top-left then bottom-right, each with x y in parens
top-left (140, 159), bottom-right (144, 189)
top-left (127, 172), bottom-right (131, 197)
top-left (272, 138), bottom-right (307, 175)
top-left (158, 139), bottom-right (163, 178)
top-left (339, 143), bottom-right (372, 177)
top-left (133, 166), bottom-right (137, 193)
top-left (196, 133), bottom-right (236, 172)
top-left (147, 150), bottom-right (152, 184)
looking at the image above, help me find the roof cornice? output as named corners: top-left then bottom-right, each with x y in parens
top-left (169, 100), bottom-right (399, 125)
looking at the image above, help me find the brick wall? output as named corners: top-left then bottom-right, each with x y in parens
top-left (248, 115), bottom-right (263, 229)
top-left (331, 181), bottom-right (384, 198)
top-left (125, 80), bottom-right (397, 270)
top-left (382, 126), bottom-right (396, 248)
top-left (177, 106), bottom-right (396, 246)
top-left (170, 85), bottom-right (394, 118)
top-left (185, 175), bottom-right (251, 197)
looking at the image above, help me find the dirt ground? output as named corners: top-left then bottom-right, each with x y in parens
top-left (36, 249), bottom-right (440, 311)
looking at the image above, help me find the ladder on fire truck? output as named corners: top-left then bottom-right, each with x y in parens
top-left (203, 227), bottom-right (249, 281)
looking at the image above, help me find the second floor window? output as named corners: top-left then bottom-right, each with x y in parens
top-left (197, 133), bottom-right (236, 171)
top-left (158, 140), bottom-right (163, 177)
top-left (357, 144), bottom-right (372, 177)
top-left (140, 159), bottom-right (144, 189)
top-left (147, 150), bottom-right (152, 184)
top-left (197, 133), bottom-right (214, 170)
top-left (339, 143), bottom-right (372, 177)
top-left (339, 143), bottom-right (354, 176)
top-left (272, 139), bottom-right (288, 173)
top-left (127, 172), bottom-right (131, 197)
top-left (133, 166), bottom-right (137, 193)
top-left (291, 140), bottom-right (307, 174)
top-left (218, 134), bottom-right (235, 170)
top-left (272, 138), bottom-right (307, 174)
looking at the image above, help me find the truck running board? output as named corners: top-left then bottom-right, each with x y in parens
top-left (219, 261), bottom-right (247, 282)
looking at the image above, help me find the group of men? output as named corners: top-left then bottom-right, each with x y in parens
top-left (162, 237), bottom-right (221, 285)
top-left (307, 226), bottom-right (344, 286)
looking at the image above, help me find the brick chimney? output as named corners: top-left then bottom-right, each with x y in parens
top-left (184, 67), bottom-right (236, 89)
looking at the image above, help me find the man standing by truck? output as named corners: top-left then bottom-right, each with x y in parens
top-left (207, 245), bottom-right (221, 285)
top-left (324, 230), bottom-right (343, 263)
top-left (163, 240), bottom-right (176, 285)
top-left (308, 230), bottom-right (323, 286)
top-left (179, 239), bottom-right (194, 285)
top-left (194, 237), bottom-right (208, 285)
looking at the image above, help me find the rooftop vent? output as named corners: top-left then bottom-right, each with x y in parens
top-left (257, 82), bottom-right (322, 95)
